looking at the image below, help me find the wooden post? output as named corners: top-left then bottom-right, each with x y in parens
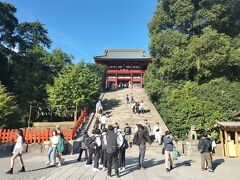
top-left (28, 105), bottom-right (32, 128)
top-left (235, 131), bottom-right (239, 158)
top-left (220, 130), bottom-right (225, 157)
top-left (224, 130), bottom-right (229, 157)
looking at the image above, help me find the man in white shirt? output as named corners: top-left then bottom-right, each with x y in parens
top-left (153, 122), bottom-right (162, 144)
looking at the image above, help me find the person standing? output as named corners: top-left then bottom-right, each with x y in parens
top-left (86, 129), bottom-right (96, 166)
top-left (77, 131), bottom-right (89, 162)
top-left (131, 100), bottom-right (136, 113)
top-left (100, 114), bottom-right (106, 130)
top-left (101, 128), bottom-right (108, 171)
top-left (126, 94), bottom-right (129, 104)
top-left (106, 125), bottom-right (120, 178)
top-left (6, 129), bottom-right (25, 174)
top-left (117, 130), bottom-right (127, 171)
top-left (45, 130), bottom-right (59, 166)
top-left (198, 131), bottom-right (213, 172)
top-left (114, 123), bottom-right (119, 133)
top-left (153, 123), bottom-right (162, 145)
top-left (93, 129), bottom-right (102, 171)
top-left (56, 131), bottom-right (65, 167)
top-left (139, 100), bottom-right (145, 114)
top-left (163, 131), bottom-right (176, 172)
top-left (144, 119), bottom-right (151, 133)
top-left (96, 100), bottom-right (103, 114)
top-left (124, 123), bottom-right (132, 145)
top-left (133, 124), bottom-right (151, 170)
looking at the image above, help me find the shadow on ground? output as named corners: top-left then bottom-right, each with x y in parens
top-left (102, 98), bottom-right (121, 111)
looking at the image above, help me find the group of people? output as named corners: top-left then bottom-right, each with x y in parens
top-left (6, 126), bottom-right (65, 174)
top-left (126, 94), bottom-right (145, 114)
top-left (77, 125), bottom-right (128, 177)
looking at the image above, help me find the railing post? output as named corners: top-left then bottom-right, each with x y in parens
top-left (6, 129), bottom-right (10, 143)
top-left (0, 129), bottom-right (2, 143)
top-left (9, 129), bottom-right (14, 142)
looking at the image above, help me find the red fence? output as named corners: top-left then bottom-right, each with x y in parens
top-left (0, 107), bottom-right (88, 144)
top-left (0, 128), bottom-right (73, 143)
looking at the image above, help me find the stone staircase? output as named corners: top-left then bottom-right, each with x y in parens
top-left (89, 88), bottom-right (168, 140)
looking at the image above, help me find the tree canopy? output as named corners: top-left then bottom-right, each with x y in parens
top-left (144, 0), bottom-right (240, 139)
top-left (0, 2), bottom-right (103, 128)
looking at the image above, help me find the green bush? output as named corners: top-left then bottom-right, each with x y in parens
top-left (159, 78), bottom-right (240, 139)
top-left (0, 84), bottom-right (20, 128)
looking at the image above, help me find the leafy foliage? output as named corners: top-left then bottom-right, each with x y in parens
top-left (47, 63), bottom-right (101, 109)
top-left (0, 83), bottom-right (20, 128)
top-left (144, 0), bottom-right (240, 139)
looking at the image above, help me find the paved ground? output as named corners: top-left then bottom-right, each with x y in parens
top-left (1, 149), bottom-right (240, 180)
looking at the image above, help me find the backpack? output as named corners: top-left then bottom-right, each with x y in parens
top-left (57, 137), bottom-right (65, 153)
top-left (125, 127), bottom-right (131, 135)
top-left (121, 138), bottom-right (129, 149)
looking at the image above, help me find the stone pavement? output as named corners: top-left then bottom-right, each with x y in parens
top-left (1, 149), bottom-right (240, 180)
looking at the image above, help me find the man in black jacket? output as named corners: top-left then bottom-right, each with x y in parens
top-left (133, 124), bottom-right (151, 170)
top-left (198, 131), bottom-right (213, 172)
top-left (106, 125), bottom-right (120, 178)
top-left (77, 131), bottom-right (89, 162)
top-left (86, 129), bottom-right (96, 165)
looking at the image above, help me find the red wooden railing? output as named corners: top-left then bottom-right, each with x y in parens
top-left (0, 107), bottom-right (88, 144)
top-left (72, 107), bottom-right (88, 138)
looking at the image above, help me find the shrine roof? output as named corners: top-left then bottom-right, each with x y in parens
top-left (94, 49), bottom-right (153, 62)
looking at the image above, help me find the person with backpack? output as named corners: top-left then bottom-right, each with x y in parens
top-left (124, 123), bottom-right (132, 145)
top-left (163, 131), bottom-right (176, 172)
top-left (56, 130), bottom-right (65, 167)
top-left (6, 129), bottom-right (25, 174)
top-left (133, 124), bottom-right (151, 170)
top-left (198, 131), bottom-right (213, 172)
top-left (100, 128), bottom-right (108, 171)
top-left (93, 129), bottom-right (102, 171)
top-left (86, 129), bottom-right (96, 166)
top-left (106, 125), bottom-right (120, 178)
top-left (45, 130), bottom-right (59, 166)
top-left (117, 130), bottom-right (128, 171)
top-left (77, 130), bottom-right (89, 162)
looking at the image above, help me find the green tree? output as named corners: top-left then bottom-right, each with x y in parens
top-left (87, 63), bottom-right (107, 90)
top-left (0, 83), bottom-right (20, 128)
top-left (47, 63), bottom-right (101, 109)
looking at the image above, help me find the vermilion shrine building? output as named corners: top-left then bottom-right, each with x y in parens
top-left (94, 49), bottom-right (153, 89)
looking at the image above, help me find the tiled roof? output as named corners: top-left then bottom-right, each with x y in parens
top-left (216, 121), bottom-right (240, 127)
top-left (94, 49), bottom-right (152, 60)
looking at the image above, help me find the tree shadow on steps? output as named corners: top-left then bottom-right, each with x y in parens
top-left (102, 99), bottom-right (121, 111)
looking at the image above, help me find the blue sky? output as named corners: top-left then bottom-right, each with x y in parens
top-left (5, 0), bottom-right (157, 63)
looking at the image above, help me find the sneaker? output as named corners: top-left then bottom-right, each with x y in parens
top-left (208, 169), bottom-right (214, 172)
top-left (166, 168), bottom-right (170, 172)
top-left (122, 167), bottom-right (126, 171)
top-left (99, 164), bottom-right (103, 168)
top-left (118, 167), bottom-right (122, 171)
top-left (45, 161), bottom-right (51, 165)
top-left (50, 162), bottom-right (56, 166)
top-left (201, 168), bottom-right (205, 171)
top-left (57, 163), bottom-right (61, 167)
top-left (92, 168), bottom-right (99, 171)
